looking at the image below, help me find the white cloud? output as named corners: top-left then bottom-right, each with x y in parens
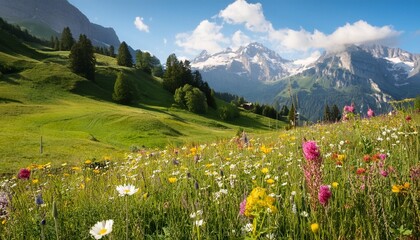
top-left (231, 30), bottom-right (251, 50)
top-left (175, 20), bottom-right (229, 55)
top-left (219, 0), bottom-right (271, 32)
top-left (163, 38), bottom-right (167, 46)
top-left (268, 20), bottom-right (401, 52)
top-left (134, 16), bottom-right (149, 33)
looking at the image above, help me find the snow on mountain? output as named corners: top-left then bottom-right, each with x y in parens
top-left (191, 42), bottom-right (319, 82)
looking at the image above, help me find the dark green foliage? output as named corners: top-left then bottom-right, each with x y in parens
top-left (112, 72), bottom-right (132, 104)
top-left (69, 34), bottom-right (96, 81)
top-left (218, 103), bottom-right (240, 120)
top-left (323, 104), bottom-right (331, 122)
top-left (60, 27), bottom-right (74, 51)
top-left (135, 50), bottom-right (163, 75)
top-left (117, 41), bottom-right (133, 67)
top-left (0, 18), bottom-right (48, 46)
top-left (54, 37), bottom-right (60, 50)
top-left (214, 92), bottom-right (240, 103)
top-left (279, 105), bottom-right (289, 116)
top-left (331, 104), bottom-right (341, 122)
top-left (109, 45), bottom-right (115, 57)
top-left (174, 84), bottom-right (207, 114)
top-left (288, 103), bottom-right (296, 126)
top-left (253, 103), bottom-right (263, 115)
top-left (152, 65), bottom-right (164, 77)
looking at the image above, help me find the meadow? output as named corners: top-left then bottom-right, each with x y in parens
top-left (0, 111), bottom-right (418, 239)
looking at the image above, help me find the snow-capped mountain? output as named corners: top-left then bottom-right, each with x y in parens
top-left (192, 42), bottom-right (312, 82)
top-left (191, 43), bottom-right (420, 121)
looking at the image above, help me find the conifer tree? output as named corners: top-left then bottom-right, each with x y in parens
top-left (288, 103), bottom-right (296, 126)
top-left (54, 37), bottom-right (60, 50)
top-left (60, 27), bottom-right (74, 50)
top-left (109, 45), bottom-right (115, 57)
top-left (117, 41), bottom-right (133, 67)
top-left (69, 34), bottom-right (96, 81)
top-left (331, 104), bottom-right (341, 122)
top-left (112, 72), bottom-right (132, 104)
top-left (323, 104), bottom-right (331, 122)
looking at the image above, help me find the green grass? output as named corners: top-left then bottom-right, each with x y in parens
top-left (0, 47), bottom-right (285, 175)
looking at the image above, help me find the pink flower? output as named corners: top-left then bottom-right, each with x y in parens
top-left (239, 198), bottom-right (246, 216)
top-left (367, 108), bottom-right (374, 118)
top-left (380, 170), bottom-right (388, 177)
top-left (18, 168), bottom-right (31, 180)
top-left (302, 141), bottom-right (321, 162)
top-left (379, 154), bottom-right (387, 160)
top-left (344, 103), bottom-right (355, 113)
top-left (318, 185), bottom-right (332, 206)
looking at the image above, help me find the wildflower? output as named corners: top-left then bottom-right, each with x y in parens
top-left (367, 108), bottom-right (374, 118)
top-left (35, 194), bottom-right (44, 205)
top-left (168, 177), bottom-right (177, 183)
top-left (244, 187), bottom-right (277, 217)
top-left (32, 179), bottom-right (39, 184)
top-left (242, 223), bottom-right (253, 232)
top-left (0, 191), bottom-right (9, 218)
top-left (405, 115), bottom-right (412, 121)
top-left (337, 154), bottom-right (346, 161)
top-left (380, 170), bottom-right (388, 177)
top-left (194, 219), bottom-right (204, 226)
top-left (261, 168), bottom-right (269, 174)
top-left (318, 185), bottom-right (332, 206)
top-left (18, 168), bottom-right (31, 180)
top-left (266, 179), bottom-right (275, 184)
top-left (116, 184), bottom-right (139, 196)
top-left (310, 223), bottom-right (319, 233)
top-left (300, 211), bottom-right (309, 217)
top-left (89, 219), bottom-right (113, 239)
top-left (332, 182), bottom-right (339, 188)
top-left (239, 198), bottom-right (246, 216)
top-left (356, 168), bottom-right (366, 175)
top-left (363, 155), bottom-right (370, 162)
top-left (85, 160), bottom-right (92, 164)
top-left (343, 103), bottom-right (355, 113)
top-left (392, 182), bottom-right (410, 193)
top-left (302, 141), bottom-right (321, 162)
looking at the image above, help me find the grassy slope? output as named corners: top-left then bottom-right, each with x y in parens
top-left (0, 43), bottom-right (286, 174)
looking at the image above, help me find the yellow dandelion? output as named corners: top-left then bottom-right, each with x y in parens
top-left (311, 223), bottom-right (319, 233)
top-left (63, 173), bottom-right (70, 177)
top-left (85, 177), bottom-right (91, 182)
top-left (332, 182), bottom-right (339, 188)
top-left (337, 154), bottom-right (346, 161)
top-left (261, 168), bottom-right (269, 174)
top-left (85, 160), bottom-right (92, 164)
top-left (168, 177), bottom-right (177, 183)
top-left (72, 167), bottom-right (81, 171)
top-left (93, 169), bottom-right (100, 174)
top-left (79, 183), bottom-right (85, 189)
top-left (1, 219), bottom-right (6, 225)
top-left (266, 179), bottom-right (275, 184)
top-left (32, 179), bottom-right (39, 184)
top-left (61, 163), bottom-right (67, 167)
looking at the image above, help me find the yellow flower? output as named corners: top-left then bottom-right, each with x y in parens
top-left (332, 182), bottom-right (339, 188)
top-left (244, 187), bottom-right (277, 217)
top-left (143, 192), bottom-right (148, 199)
top-left (261, 168), bottom-right (269, 174)
top-left (85, 177), bottom-right (91, 182)
top-left (85, 160), bottom-right (92, 164)
top-left (32, 179), bottom-right (39, 184)
top-left (79, 183), bottom-right (85, 189)
top-left (72, 167), bottom-right (81, 171)
top-left (168, 177), bottom-right (177, 183)
top-left (337, 154), bottom-right (346, 161)
top-left (260, 145), bottom-right (272, 154)
top-left (1, 219), bottom-right (6, 225)
top-left (93, 169), bottom-right (100, 174)
top-left (392, 182), bottom-right (410, 193)
top-left (392, 185), bottom-right (400, 193)
top-left (311, 223), bottom-right (319, 233)
top-left (266, 179), bottom-right (275, 184)
top-left (63, 173), bottom-right (70, 177)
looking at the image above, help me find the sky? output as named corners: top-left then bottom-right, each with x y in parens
top-left (67, 0), bottom-right (420, 63)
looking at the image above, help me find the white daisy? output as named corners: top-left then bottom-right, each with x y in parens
top-left (116, 184), bottom-right (139, 196)
top-left (89, 219), bottom-right (113, 239)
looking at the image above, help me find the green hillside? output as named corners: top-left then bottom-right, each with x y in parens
top-left (0, 32), bottom-right (286, 174)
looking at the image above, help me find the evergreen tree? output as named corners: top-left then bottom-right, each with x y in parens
top-left (109, 45), bottom-right (115, 57)
top-left (288, 103), bottom-right (296, 126)
top-left (50, 36), bottom-right (55, 49)
top-left (60, 27), bottom-right (74, 50)
top-left (174, 84), bottom-right (207, 114)
top-left (54, 37), bottom-right (60, 50)
top-left (69, 34), bottom-right (96, 81)
top-left (112, 72), bottom-right (132, 104)
top-left (117, 41), bottom-right (133, 67)
top-left (163, 54), bottom-right (183, 93)
top-left (331, 104), bottom-right (341, 122)
top-left (323, 104), bottom-right (331, 122)
top-left (280, 105), bottom-right (289, 116)
top-left (152, 65), bottom-right (164, 77)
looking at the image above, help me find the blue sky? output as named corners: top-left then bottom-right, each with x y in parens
top-left (68, 0), bottom-right (420, 62)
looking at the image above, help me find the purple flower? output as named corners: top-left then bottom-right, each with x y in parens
top-left (18, 168), bottom-right (31, 180)
top-left (239, 198), bottom-right (246, 216)
top-left (318, 185), bottom-right (332, 206)
top-left (302, 141), bottom-right (321, 162)
top-left (367, 108), bottom-right (374, 118)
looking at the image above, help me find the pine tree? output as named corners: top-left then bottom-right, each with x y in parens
top-left (60, 27), bottom-right (74, 50)
top-left (54, 37), bottom-right (60, 50)
top-left (69, 34), bottom-right (96, 81)
top-left (163, 54), bottom-right (183, 93)
top-left (323, 104), bottom-right (331, 122)
top-left (331, 104), bottom-right (341, 122)
top-left (50, 36), bottom-right (55, 49)
top-left (117, 41), bottom-right (133, 67)
top-left (109, 45), bottom-right (115, 57)
top-left (288, 103), bottom-right (296, 126)
top-left (112, 72), bottom-right (132, 104)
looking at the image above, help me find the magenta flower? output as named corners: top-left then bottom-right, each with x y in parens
top-left (302, 141), bottom-right (321, 162)
top-left (379, 154), bottom-right (387, 160)
top-left (18, 168), bottom-right (31, 180)
top-left (380, 170), bottom-right (388, 177)
top-left (318, 185), bottom-right (332, 206)
top-left (239, 198), bottom-right (246, 216)
top-left (367, 108), bottom-right (374, 118)
top-left (344, 103), bottom-right (355, 113)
